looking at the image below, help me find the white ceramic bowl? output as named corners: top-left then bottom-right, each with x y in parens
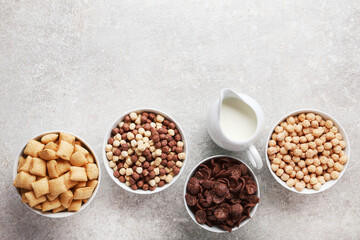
top-left (13, 130), bottom-right (101, 218)
top-left (265, 109), bottom-right (350, 194)
top-left (103, 108), bottom-right (188, 194)
top-left (183, 155), bottom-right (260, 233)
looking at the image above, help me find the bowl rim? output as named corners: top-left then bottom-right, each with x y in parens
top-left (102, 107), bottom-right (188, 195)
top-left (13, 130), bottom-right (101, 218)
top-left (264, 109), bottom-right (351, 194)
top-left (183, 155), bottom-right (260, 233)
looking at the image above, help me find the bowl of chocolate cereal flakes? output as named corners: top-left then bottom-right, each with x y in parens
top-left (184, 155), bottom-right (260, 233)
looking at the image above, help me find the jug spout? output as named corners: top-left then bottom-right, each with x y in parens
top-left (220, 88), bottom-right (240, 104)
top-left (219, 88), bottom-right (263, 119)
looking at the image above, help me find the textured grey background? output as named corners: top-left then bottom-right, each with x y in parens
top-left (1, 0), bottom-right (359, 239)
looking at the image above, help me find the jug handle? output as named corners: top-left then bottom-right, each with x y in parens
top-left (246, 145), bottom-right (263, 169)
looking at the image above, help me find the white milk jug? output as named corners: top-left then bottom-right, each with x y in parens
top-left (207, 88), bottom-right (264, 169)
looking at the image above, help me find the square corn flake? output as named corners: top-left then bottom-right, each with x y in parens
top-left (44, 142), bottom-right (58, 152)
top-left (68, 200), bottom-right (82, 212)
top-left (86, 164), bottom-right (99, 180)
top-left (70, 152), bottom-right (87, 167)
top-left (74, 145), bottom-right (89, 156)
top-left (52, 205), bottom-right (66, 213)
top-left (47, 160), bottom-right (58, 179)
top-left (42, 198), bottom-right (61, 212)
top-left (87, 180), bottom-right (98, 189)
top-left (25, 191), bottom-right (47, 207)
top-left (31, 177), bottom-right (50, 198)
top-left (13, 171), bottom-right (36, 190)
top-left (59, 190), bottom-right (73, 208)
top-left (56, 140), bottom-right (74, 161)
top-left (48, 176), bottom-right (67, 196)
top-left (17, 156), bottom-right (26, 172)
top-left (63, 172), bottom-right (78, 189)
top-left (74, 187), bottom-right (94, 200)
top-left (19, 156), bottom-right (33, 172)
top-left (70, 166), bottom-right (87, 182)
top-left (29, 158), bottom-right (47, 177)
top-left (56, 159), bottom-right (71, 176)
top-left (59, 132), bottom-right (75, 145)
top-left (24, 139), bottom-right (44, 157)
top-left (41, 133), bottom-right (58, 144)
top-left (38, 149), bottom-right (57, 160)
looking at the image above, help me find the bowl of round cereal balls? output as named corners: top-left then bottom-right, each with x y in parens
top-left (103, 108), bottom-right (187, 194)
top-left (265, 109), bottom-right (350, 194)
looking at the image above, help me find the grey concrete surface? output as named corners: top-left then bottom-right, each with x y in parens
top-left (1, 0), bottom-right (360, 239)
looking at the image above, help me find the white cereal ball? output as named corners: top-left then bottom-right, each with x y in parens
top-left (155, 115), bottom-right (165, 123)
top-left (135, 117), bottom-right (141, 125)
top-left (129, 123), bottom-right (136, 130)
top-left (131, 140), bottom-right (138, 148)
top-left (138, 128), bottom-right (145, 135)
top-left (155, 149), bottom-right (162, 156)
top-left (117, 168), bottom-right (125, 176)
top-left (105, 144), bottom-right (113, 152)
top-left (178, 152), bottom-right (186, 160)
top-left (149, 179), bottom-right (156, 187)
top-left (137, 144), bottom-right (146, 152)
top-left (114, 133), bottom-right (122, 141)
top-left (106, 151), bottom-right (113, 160)
top-left (176, 161), bottom-right (183, 168)
top-left (165, 174), bottom-right (173, 183)
top-left (136, 167), bottom-right (143, 174)
top-left (130, 112), bottom-right (138, 121)
top-left (126, 168), bottom-right (133, 176)
top-left (136, 134), bottom-right (143, 141)
top-left (127, 132), bottom-right (135, 140)
top-left (108, 161), bottom-right (116, 168)
top-left (121, 151), bottom-right (128, 158)
top-left (113, 140), bottom-right (120, 148)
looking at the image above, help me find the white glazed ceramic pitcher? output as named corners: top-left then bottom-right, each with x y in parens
top-left (207, 88), bottom-right (264, 169)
